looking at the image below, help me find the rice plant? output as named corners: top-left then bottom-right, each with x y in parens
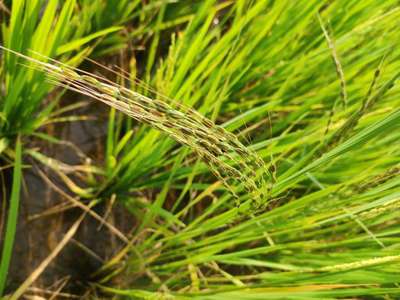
top-left (1, 0), bottom-right (400, 299)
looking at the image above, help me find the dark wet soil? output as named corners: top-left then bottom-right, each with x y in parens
top-left (0, 98), bottom-right (135, 297)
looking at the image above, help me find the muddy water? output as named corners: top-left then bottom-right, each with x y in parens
top-left (1, 100), bottom-right (134, 296)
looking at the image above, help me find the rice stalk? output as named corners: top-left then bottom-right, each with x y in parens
top-left (318, 13), bottom-right (347, 109)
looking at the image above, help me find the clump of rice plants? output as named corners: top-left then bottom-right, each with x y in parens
top-left (1, 0), bottom-right (400, 299)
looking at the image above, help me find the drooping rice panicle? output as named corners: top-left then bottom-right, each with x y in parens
top-left (0, 46), bottom-right (271, 213)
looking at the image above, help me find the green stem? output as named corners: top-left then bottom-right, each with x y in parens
top-left (0, 137), bottom-right (22, 295)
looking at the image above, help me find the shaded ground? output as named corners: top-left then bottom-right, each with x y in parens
top-left (1, 99), bottom-right (134, 297)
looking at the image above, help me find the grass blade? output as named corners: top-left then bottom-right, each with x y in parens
top-left (0, 136), bottom-right (22, 295)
